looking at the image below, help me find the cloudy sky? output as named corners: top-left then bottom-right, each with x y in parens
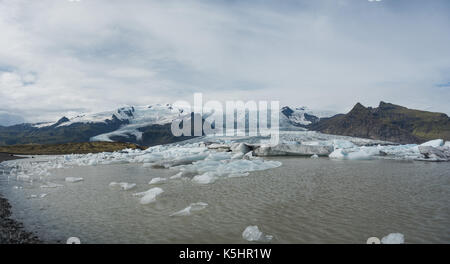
top-left (0, 0), bottom-right (449, 124)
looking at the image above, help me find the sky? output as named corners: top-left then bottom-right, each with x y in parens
top-left (0, 0), bottom-right (449, 125)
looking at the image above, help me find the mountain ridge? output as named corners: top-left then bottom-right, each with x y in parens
top-left (308, 101), bottom-right (450, 144)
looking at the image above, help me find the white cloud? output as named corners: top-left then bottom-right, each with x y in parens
top-left (0, 0), bottom-right (449, 122)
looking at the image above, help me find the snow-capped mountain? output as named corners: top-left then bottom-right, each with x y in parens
top-left (0, 104), bottom-right (334, 146)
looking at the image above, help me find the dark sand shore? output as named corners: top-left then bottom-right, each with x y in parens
top-left (0, 154), bottom-right (42, 244)
top-left (0, 153), bottom-right (25, 163)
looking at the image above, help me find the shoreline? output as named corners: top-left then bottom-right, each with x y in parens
top-left (0, 195), bottom-right (42, 244)
top-left (0, 154), bottom-right (42, 244)
top-left (0, 153), bottom-right (25, 163)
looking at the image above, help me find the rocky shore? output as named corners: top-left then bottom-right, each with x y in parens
top-left (1, 154), bottom-right (42, 244)
top-left (0, 194), bottom-right (42, 244)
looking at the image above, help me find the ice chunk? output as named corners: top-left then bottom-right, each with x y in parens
top-left (169, 172), bottom-right (183, 179)
top-left (381, 233), bottom-right (404, 244)
top-left (420, 139), bottom-right (444, 147)
top-left (170, 202), bottom-right (208, 216)
top-left (418, 146), bottom-right (449, 161)
top-left (134, 187), bottom-right (164, 205)
top-left (65, 177), bottom-right (84, 183)
top-left (242, 225), bottom-right (273, 242)
top-left (109, 182), bottom-right (136, 191)
top-left (311, 154), bottom-right (319, 159)
top-left (41, 182), bottom-right (64, 188)
top-left (192, 172), bottom-right (217, 184)
top-left (445, 141), bottom-right (450, 148)
top-left (148, 177), bottom-right (167, 185)
top-left (40, 193), bottom-right (48, 198)
top-left (329, 149), bottom-right (346, 159)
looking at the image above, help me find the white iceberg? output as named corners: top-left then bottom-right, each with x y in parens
top-left (192, 172), bottom-right (218, 184)
top-left (242, 225), bottom-right (273, 242)
top-left (148, 177), bottom-right (167, 185)
top-left (170, 202), bottom-right (208, 216)
top-left (381, 233), bottom-right (405, 244)
top-left (109, 182), bottom-right (136, 191)
top-left (134, 187), bottom-right (164, 205)
top-left (65, 177), bottom-right (84, 183)
top-left (40, 182), bottom-right (64, 188)
top-left (169, 172), bottom-right (183, 179)
top-left (420, 139), bottom-right (444, 147)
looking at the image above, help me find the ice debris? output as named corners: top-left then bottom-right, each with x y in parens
top-left (109, 182), bottom-right (136, 191)
top-left (242, 225), bottom-right (273, 242)
top-left (381, 233), bottom-right (405, 244)
top-left (134, 187), bottom-right (164, 205)
top-left (170, 202), bottom-right (208, 216)
top-left (148, 177), bottom-right (167, 185)
top-left (65, 177), bottom-right (84, 183)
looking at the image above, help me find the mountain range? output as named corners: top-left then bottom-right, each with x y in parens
top-left (1, 102), bottom-right (449, 146)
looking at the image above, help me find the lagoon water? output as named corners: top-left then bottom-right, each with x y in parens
top-left (1, 157), bottom-right (449, 243)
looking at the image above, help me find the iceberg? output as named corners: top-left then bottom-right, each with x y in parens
top-left (381, 233), bottom-right (404, 244)
top-left (134, 187), bottom-right (164, 205)
top-left (420, 139), bottom-right (444, 147)
top-left (109, 182), bottom-right (136, 191)
top-left (65, 177), bottom-right (84, 183)
top-left (148, 177), bottom-right (167, 185)
top-left (192, 172), bottom-right (218, 184)
top-left (40, 182), bottom-right (64, 188)
top-left (169, 172), bottom-right (183, 179)
top-left (242, 225), bottom-right (273, 242)
top-left (170, 202), bottom-right (208, 216)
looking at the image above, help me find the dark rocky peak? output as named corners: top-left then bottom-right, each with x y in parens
top-left (54, 116), bottom-right (69, 126)
top-left (281, 106), bottom-right (294, 117)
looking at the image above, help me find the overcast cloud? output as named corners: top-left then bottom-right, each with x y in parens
top-left (0, 0), bottom-right (449, 124)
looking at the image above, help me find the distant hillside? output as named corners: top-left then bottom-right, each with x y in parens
top-left (308, 102), bottom-right (450, 144)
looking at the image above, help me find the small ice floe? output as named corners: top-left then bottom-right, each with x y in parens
top-left (170, 202), bottom-right (208, 216)
top-left (29, 194), bottom-right (38, 199)
top-left (169, 172), bottom-right (183, 180)
top-left (40, 193), bottom-right (48, 198)
top-left (40, 182), bottom-right (64, 188)
top-left (109, 182), bottom-right (136, 191)
top-left (311, 154), bottom-right (319, 159)
top-left (65, 177), bottom-right (84, 183)
top-left (148, 177), bottom-right (167, 185)
top-left (13, 186), bottom-right (23, 190)
top-left (192, 172), bottom-right (217, 184)
top-left (242, 225), bottom-right (273, 242)
top-left (381, 233), bottom-right (405, 244)
top-left (134, 187), bottom-right (164, 205)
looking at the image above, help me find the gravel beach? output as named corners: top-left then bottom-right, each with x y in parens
top-left (0, 153), bottom-right (42, 244)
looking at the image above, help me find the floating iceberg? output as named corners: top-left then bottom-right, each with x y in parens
top-left (148, 177), bottom-right (167, 185)
top-left (170, 202), bottom-right (208, 216)
top-left (420, 139), bottom-right (444, 147)
top-left (381, 233), bottom-right (405, 244)
top-left (109, 182), bottom-right (136, 191)
top-left (169, 172), bottom-right (183, 179)
top-left (242, 225), bottom-right (273, 242)
top-left (134, 187), bottom-right (164, 205)
top-left (65, 177), bottom-right (84, 183)
top-left (40, 182), bottom-right (64, 188)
